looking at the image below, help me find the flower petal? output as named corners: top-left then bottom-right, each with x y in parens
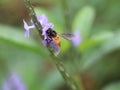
top-left (72, 30), bottom-right (82, 46)
top-left (23, 20), bottom-right (35, 37)
top-left (2, 81), bottom-right (10, 90)
top-left (37, 14), bottom-right (48, 27)
top-left (23, 20), bottom-right (29, 30)
top-left (42, 40), bottom-right (47, 46)
top-left (2, 73), bottom-right (26, 90)
top-left (24, 30), bottom-right (30, 37)
top-left (9, 74), bottom-right (26, 90)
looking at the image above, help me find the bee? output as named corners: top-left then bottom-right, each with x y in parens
top-left (46, 28), bottom-right (74, 56)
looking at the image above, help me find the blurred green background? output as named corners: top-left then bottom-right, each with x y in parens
top-left (0, 0), bottom-right (120, 90)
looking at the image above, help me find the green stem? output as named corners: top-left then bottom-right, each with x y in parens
top-left (51, 54), bottom-right (79, 90)
top-left (24, 0), bottom-right (79, 90)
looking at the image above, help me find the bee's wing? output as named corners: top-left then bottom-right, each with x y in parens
top-left (52, 41), bottom-right (60, 56)
top-left (58, 33), bottom-right (74, 41)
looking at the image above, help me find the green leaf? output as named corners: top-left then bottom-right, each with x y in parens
top-left (72, 6), bottom-right (95, 40)
top-left (79, 31), bottom-right (114, 52)
top-left (0, 24), bottom-right (48, 57)
top-left (102, 82), bottom-right (120, 90)
top-left (80, 30), bottom-right (120, 71)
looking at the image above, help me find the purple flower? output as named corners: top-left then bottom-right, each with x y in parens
top-left (42, 39), bottom-right (47, 46)
top-left (72, 30), bottom-right (82, 46)
top-left (2, 73), bottom-right (27, 90)
top-left (23, 20), bottom-right (35, 37)
top-left (23, 14), bottom-right (54, 39)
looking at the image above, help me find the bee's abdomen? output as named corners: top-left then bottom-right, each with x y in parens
top-left (54, 37), bottom-right (61, 46)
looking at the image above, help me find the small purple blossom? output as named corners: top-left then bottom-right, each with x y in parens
top-left (72, 30), bottom-right (82, 46)
top-left (2, 73), bottom-right (26, 90)
top-left (42, 39), bottom-right (47, 46)
top-left (23, 14), bottom-right (54, 39)
top-left (23, 20), bottom-right (35, 37)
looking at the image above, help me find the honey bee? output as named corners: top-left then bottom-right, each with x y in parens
top-left (46, 28), bottom-right (74, 56)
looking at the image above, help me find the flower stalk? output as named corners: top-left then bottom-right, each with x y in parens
top-left (23, 0), bottom-right (79, 90)
top-left (24, 0), bottom-right (43, 38)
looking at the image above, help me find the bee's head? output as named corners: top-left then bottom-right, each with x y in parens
top-left (46, 28), bottom-right (57, 38)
